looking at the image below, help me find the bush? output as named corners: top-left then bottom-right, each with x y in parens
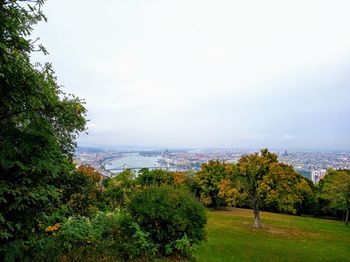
top-left (93, 211), bottom-right (156, 260)
top-left (127, 186), bottom-right (207, 258)
top-left (27, 210), bottom-right (156, 261)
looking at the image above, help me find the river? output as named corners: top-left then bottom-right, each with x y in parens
top-left (105, 153), bottom-right (163, 170)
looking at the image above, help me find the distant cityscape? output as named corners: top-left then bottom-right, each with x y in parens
top-left (74, 147), bottom-right (350, 184)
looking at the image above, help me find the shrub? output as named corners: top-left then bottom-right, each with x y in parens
top-left (93, 211), bottom-right (156, 260)
top-left (127, 186), bottom-right (207, 258)
top-left (27, 210), bottom-right (156, 261)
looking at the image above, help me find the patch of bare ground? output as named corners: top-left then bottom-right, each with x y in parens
top-left (250, 224), bottom-right (320, 239)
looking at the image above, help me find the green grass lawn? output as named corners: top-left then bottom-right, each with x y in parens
top-left (193, 208), bottom-right (350, 262)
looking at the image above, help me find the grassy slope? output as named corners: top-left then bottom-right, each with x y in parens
top-left (194, 208), bottom-right (350, 262)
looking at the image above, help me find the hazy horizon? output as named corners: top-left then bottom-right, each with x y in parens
top-left (33, 0), bottom-right (350, 150)
top-left (77, 143), bottom-right (350, 153)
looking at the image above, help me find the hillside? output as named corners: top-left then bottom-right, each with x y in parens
top-left (194, 208), bottom-right (350, 262)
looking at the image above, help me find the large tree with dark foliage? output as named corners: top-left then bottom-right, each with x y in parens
top-left (0, 0), bottom-right (86, 258)
top-left (320, 169), bottom-right (350, 224)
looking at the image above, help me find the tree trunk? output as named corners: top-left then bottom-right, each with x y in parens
top-left (253, 203), bottom-right (260, 228)
top-left (345, 208), bottom-right (349, 224)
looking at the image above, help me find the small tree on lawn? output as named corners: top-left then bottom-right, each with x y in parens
top-left (236, 149), bottom-right (277, 228)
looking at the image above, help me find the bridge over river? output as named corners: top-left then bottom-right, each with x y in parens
top-left (107, 163), bottom-right (170, 172)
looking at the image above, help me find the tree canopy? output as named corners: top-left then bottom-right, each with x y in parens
top-left (320, 169), bottom-right (350, 223)
top-left (234, 149), bottom-right (277, 227)
top-left (194, 160), bottom-right (232, 207)
top-left (0, 0), bottom-right (87, 257)
top-left (218, 149), bottom-right (313, 228)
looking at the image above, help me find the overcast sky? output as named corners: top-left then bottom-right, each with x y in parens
top-left (32, 0), bottom-right (350, 150)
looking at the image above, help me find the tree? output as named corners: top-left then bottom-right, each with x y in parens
top-left (320, 169), bottom-right (350, 224)
top-left (0, 0), bottom-right (86, 258)
top-left (237, 149), bottom-right (277, 228)
top-left (77, 165), bottom-right (102, 184)
top-left (259, 162), bottom-right (313, 214)
top-left (220, 150), bottom-right (317, 227)
top-left (137, 168), bottom-right (173, 187)
top-left (104, 170), bottom-right (136, 208)
top-left (296, 176), bottom-right (318, 215)
top-left (55, 165), bottom-right (103, 217)
top-left (194, 160), bottom-right (232, 207)
top-left (172, 171), bottom-right (192, 186)
top-left (221, 149), bottom-right (277, 228)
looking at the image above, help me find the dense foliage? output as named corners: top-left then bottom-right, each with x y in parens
top-left (0, 0), bottom-right (87, 259)
top-left (196, 150), bottom-right (315, 227)
top-left (28, 210), bottom-right (155, 261)
top-left (137, 168), bottom-right (174, 187)
top-left (194, 160), bottom-right (232, 207)
top-left (103, 169), bottom-right (136, 208)
top-left (319, 169), bottom-right (350, 223)
top-left (127, 185), bottom-right (207, 257)
top-left (193, 150), bottom-right (350, 227)
top-left (24, 182), bottom-right (207, 261)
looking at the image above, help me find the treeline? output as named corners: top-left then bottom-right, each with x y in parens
top-left (101, 150), bottom-right (349, 228)
top-left (190, 149), bottom-right (350, 225)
